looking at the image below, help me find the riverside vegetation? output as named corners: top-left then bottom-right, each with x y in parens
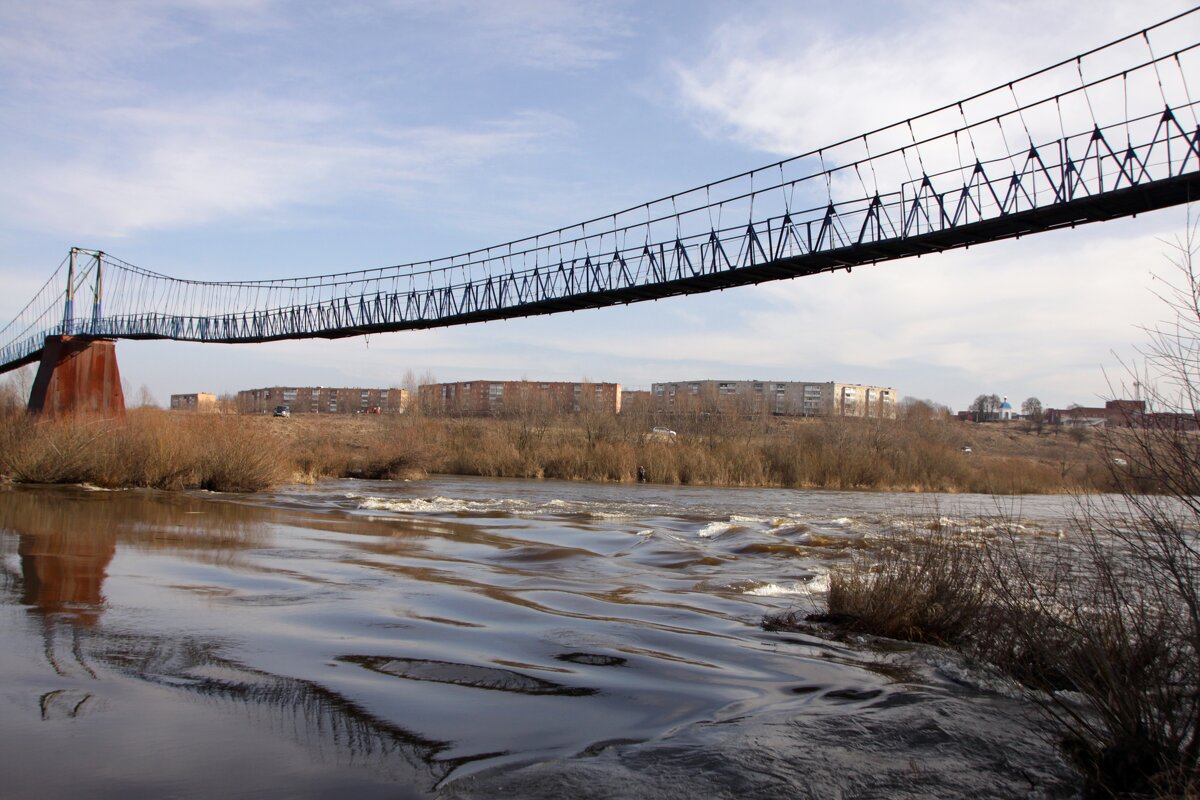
top-left (770, 228), bottom-right (1200, 799)
top-left (769, 479), bottom-right (1200, 799)
top-left (0, 397), bottom-right (1118, 494)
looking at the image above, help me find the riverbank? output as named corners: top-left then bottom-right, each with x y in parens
top-left (0, 407), bottom-right (1116, 494)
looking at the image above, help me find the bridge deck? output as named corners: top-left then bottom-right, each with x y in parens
top-left (108, 171), bottom-right (1199, 344)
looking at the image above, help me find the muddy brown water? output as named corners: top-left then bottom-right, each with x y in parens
top-left (0, 477), bottom-right (1088, 798)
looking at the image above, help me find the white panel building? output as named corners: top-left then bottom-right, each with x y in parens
top-left (649, 380), bottom-right (897, 418)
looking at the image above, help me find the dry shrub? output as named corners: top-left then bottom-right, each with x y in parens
top-left (110, 409), bottom-right (202, 488)
top-left (282, 414), bottom-right (445, 481)
top-left (0, 414), bottom-right (106, 484)
top-left (314, 401), bottom-right (1105, 492)
top-left (981, 515), bottom-right (1200, 799)
top-left (190, 415), bottom-right (289, 492)
top-left (962, 456), bottom-right (1065, 494)
top-left (819, 530), bottom-right (991, 645)
top-left (0, 410), bottom-right (288, 492)
top-left (769, 519), bottom-right (1200, 798)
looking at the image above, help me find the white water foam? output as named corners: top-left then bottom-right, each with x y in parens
top-left (804, 573), bottom-right (831, 595)
top-left (357, 494), bottom-right (644, 520)
top-left (358, 496), bottom-right (508, 514)
top-left (728, 514), bottom-right (770, 524)
top-left (743, 582), bottom-right (809, 597)
top-left (697, 521), bottom-right (736, 538)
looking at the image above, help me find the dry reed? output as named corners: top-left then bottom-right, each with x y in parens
top-left (0, 406), bottom-right (1111, 494)
top-left (0, 409), bottom-right (289, 492)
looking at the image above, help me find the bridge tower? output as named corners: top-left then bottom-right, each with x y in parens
top-left (27, 249), bottom-right (126, 419)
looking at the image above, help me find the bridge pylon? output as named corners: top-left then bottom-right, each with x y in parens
top-left (27, 336), bottom-right (126, 419)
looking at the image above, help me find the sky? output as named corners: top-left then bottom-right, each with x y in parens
top-left (1, 0), bottom-right (1198, 412)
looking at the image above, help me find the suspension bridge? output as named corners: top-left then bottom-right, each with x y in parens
top-left (4, 10), bottom-right (1200, 415)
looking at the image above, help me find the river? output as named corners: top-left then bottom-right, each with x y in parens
top-left (0, 476), bottom-right (1084, 798)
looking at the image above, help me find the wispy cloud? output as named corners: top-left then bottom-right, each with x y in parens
top-left (387, 0), bottom-right (634, 70)
top-left (1, 93), bottom-right (570, 237)
top-left (671, 0), bottom-right (1193, 157)
top-left (0, 0), bottom-right (282, 94)
top-left (0, 0), bottom-right (579, 237)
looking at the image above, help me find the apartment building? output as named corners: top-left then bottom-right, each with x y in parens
top-left (236, 386), bottom-right (409, 415)
top-left (418, 380), bottom-right (622, 415)
top-left (649, 380), bottom-right (897, 418)
top-left (169, 392), bottom-right (218, 412)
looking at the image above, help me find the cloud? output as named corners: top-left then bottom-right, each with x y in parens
top-left (671, 0), bottom-right (1195, 158)
top-left (0, 0), bottom-right (592, 238)
top-left (386, 0), bottom-right (634, 70)
top-left (0, 0), bottom-right (283, 95)
top-left (1, 91), bottom-right (571, 237)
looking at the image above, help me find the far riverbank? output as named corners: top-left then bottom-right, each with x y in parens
top-left (0, 407), bottom-right (1117, 494)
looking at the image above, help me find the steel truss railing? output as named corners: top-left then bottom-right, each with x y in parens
top-left (2, 9), bottom-right (1199, 372)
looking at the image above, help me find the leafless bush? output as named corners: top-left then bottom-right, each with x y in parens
top-left (978, 510), bottom-right (1200, 798)
top-left (0, 410), bottom-right (289, 492)
top-left (768, 516), bottom-right (1198, 798)
top-left (0, 414), bottom-right (107, 484)
top-left (776, 220), bottom-right (1200, 798)
top-left (820, 529), bottom-right (992, 645)
top-left (190, 415), bottom-right (290, 492)
top-left (1045, 217), bottom-right (1200, 796)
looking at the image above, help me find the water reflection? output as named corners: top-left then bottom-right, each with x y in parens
top-left (19, 520), bottom-right (114, 626)
top-left (341, 654), bottom-right (598, 696)
top-left (1, 486), bottom-right (270, 680)
top-left (101, 633), bottom-right (486, 789)
top-left (0, 486), bottom-right (476, 794)
top-left (2, 489), bottom-right (122, 701)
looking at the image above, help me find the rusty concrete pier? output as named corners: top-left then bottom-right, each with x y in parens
top-left (27, 336), bottom-right (125, 419)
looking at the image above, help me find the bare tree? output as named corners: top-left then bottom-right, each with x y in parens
top-left (1021, 397), bottom-right (1045, 434)
top-left (136, 384), bottom-right (158, 409)
top-left (968, 393), bottom-right (1001, 421)
top-left (898, 397), bottom-right (951, 421)
top-left (0, 371), bottom-right (26, 414)
top-left (1018, 217), bottom-right (1200, 796)
top-left (416, 369), bottom-right (439, 415)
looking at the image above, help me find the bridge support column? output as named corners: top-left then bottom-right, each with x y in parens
top-left (27, 336), bottom-right (126, 419)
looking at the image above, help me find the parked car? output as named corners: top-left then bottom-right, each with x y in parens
top-left (650, 426), bottom-right (677, 440)
top-left (273, 405), bottom-right (291, 417)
